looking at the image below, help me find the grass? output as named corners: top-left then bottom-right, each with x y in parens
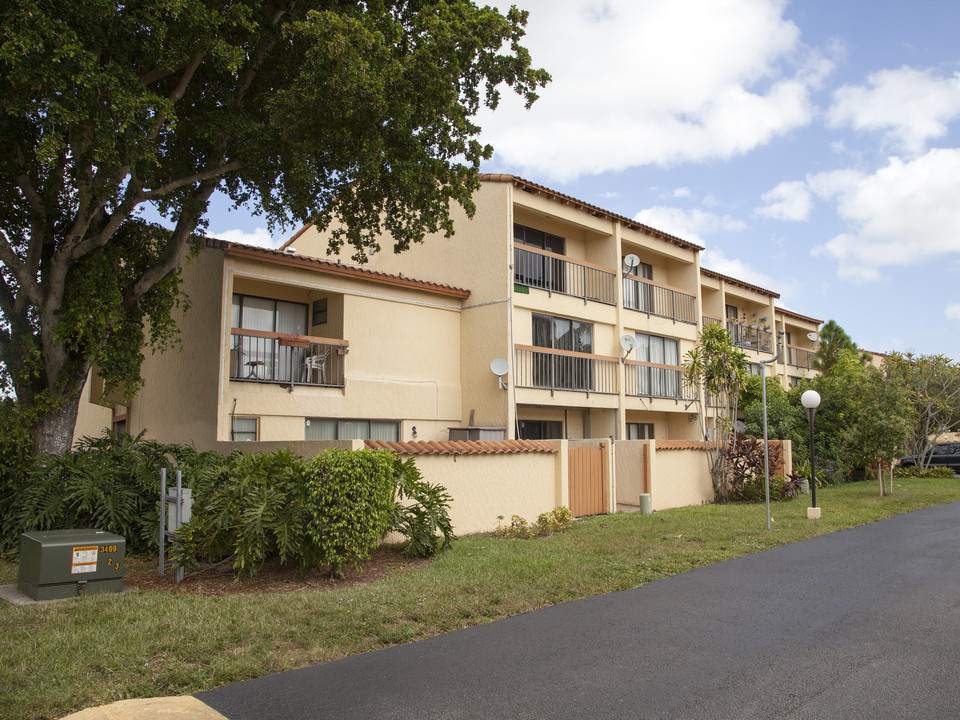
top-left (2, 476), bottom-right (958, 720)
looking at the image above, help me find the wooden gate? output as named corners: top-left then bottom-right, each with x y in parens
top-left (569, 443), bottom-right (606, 517)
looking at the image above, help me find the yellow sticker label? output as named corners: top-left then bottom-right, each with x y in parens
top-left (71, 545), bottom-right (98, 574)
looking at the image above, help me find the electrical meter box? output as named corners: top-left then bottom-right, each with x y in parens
top-left (17, 529), bottom-right (125, 601)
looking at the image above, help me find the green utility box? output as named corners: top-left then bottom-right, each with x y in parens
top-left (18, 529), bottom-right (125, 601)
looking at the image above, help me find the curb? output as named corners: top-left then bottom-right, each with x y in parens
top-left (62, 697), bottom-right (228, 720)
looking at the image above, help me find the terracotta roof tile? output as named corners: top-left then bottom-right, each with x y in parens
top-left (701, 268), bottom-right (780, 299)
top-left (365, 439), bottom-right (557, 455)
top-left (775, 307), bottom-right (823, 325)
top-left (656, 440), bottom-right (715, 451)
top-left (208, 239), bottom-right (470, 299)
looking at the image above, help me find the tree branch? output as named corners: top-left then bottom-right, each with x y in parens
top-left (149, 51), bottom-right (206, 141)
top-left (141, 160), bottom-right (242, 200)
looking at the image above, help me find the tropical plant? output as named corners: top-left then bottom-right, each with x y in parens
top-left (390, 458), bottom-right (454, 558)
top-left (684, 322), bottom-right (749, 502)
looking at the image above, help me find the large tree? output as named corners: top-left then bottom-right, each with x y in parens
top-left (0, 0), bottom-right (549, 454)
top-left (813, 319), bottom-right (870, 374)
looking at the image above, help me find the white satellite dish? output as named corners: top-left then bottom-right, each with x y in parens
top-left (490, 358), bottom-right (509, 390)
top-left (622, 254), bottom-right (640, 274)
top-left (620, 334), bottom-right (636, 360)
top-left (806, 332), bottom-right (819, 342)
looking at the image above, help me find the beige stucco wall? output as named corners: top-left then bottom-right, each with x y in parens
top-left (72, 372), bottom-right (114, 445)
top-left (650, 448), bottom-right (715, 511)
top-left (615, 439), bottom-right (648, 506)
top-left (402, 448), bottom-right (566, 536)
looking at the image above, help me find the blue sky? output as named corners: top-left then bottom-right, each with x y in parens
top-left (201, 0), bottom-right (960, 360)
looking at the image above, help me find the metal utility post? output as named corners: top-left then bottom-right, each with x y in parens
top-left (761, 333), bottom-right (784, 530)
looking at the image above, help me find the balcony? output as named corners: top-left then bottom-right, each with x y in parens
top-left (514, 246), bottom-right (616, 305)
top-left (230, 329), bottom-right (348, 388)
top-left (726, 321), bottom-right (773, 353)
top-left (623, 276), bottom-right (697, 324)
top-left (702, 315), bottom-right (723, 328)
top-left (787, 345), bottom-right (816, 370)
top-left (514, 345), bottom-right (618, 395)
top-left (624, 361), bottom-right (695, 401)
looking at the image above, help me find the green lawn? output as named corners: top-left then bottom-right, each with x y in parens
top-left (2, 477), bottom-right (958, 720)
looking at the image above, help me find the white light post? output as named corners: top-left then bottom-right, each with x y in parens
top-left (801, 389), bottom-right (822, 519)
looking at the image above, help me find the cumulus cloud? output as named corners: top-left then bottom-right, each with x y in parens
top-left (827, 66), bottom-right (960, 155)
top-left (810, 149), bottom-right (960, 282)
top-left (210, 227), bottom-right (281, 249)
top-left (947, 304), bottom-right (960, 321)
top-left (701, 249), bottom-right (796, 298)
top-left (755, 180), bottom-right (813, 221)
top-left (633, 206), bottom-right (746, 246)
top-left (478, 0), bottom-right (831, 181)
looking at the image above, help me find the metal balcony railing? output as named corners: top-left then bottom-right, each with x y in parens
top-left (787, 345), bottom-right (816, 370)
top-left (514, 246), bottom-right (616, 305)
top-left (514, 345), bottom-right (618, 395)
top-left (229, 329), bottom-right (348, 388)
top-left (726, 321), bottom-right (773, 353)
top-left (624, 361), bottom-right (696, 401)
top-left (702, 315), bottom-right (723, 328)
top-left (623, 276), bottom-right (697, 324)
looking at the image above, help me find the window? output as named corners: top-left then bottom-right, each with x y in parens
top-left (305, 418), bottom-right (399, 442)
top-left (231, 417), bottom-right (258, 441)
top-left (789, 376), bottom-right (803, 387)
top-left (749, 363), bottom-right (763, 377)
top-left (532, 314), bottom-right (593, 390)
top-left (626, 423), bottom-right (655, 440)
top-left (113, 419), bottom-right (127, 435)
top-left (232, 294), bottom-right (310, 382)
top-left (622, 259), bottom-right (654, 312)
top-left (635, 333), bottom-right (681, 398)
top-left (518, 420), bottom-right (563, 439)
top-left (514, 223), bottom-right (565, 292)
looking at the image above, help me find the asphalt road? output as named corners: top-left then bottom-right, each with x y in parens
top-left (198, 502), bottom-right (960, 719)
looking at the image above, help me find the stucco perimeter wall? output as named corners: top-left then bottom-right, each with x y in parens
top-left (650, 444), bottom-right (714, 511)
top-left (408, 446), bottom-right (566, 536)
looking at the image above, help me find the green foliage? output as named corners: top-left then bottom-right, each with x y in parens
top-left (304, 449), bottom-right (397, 579)
top-left (1, 431), bottom-right (213, 555)
top-left (813, 320), bottom-right (862, 373)
top-left (0, 0), bottom-right (549, 454)
top-left (894, 465), bottom-right (955, 478)
top-left (174, 449), bottom-right (311, 579)
top-left (495, 507), bottom-right (574, 539)
top-left (741, 375), bottom-right (798, 442)
top-left (684, 322), bottom-right (749, 503)
top-left (0, 399), bottom-right (33, 548)
top-left (534, 506), bottom-right (575, 536)
top-left (390, 458), bottom-right (454, 558)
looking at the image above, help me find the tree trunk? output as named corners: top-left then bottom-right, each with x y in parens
top-left (30, 390), bottom-right (85, 455)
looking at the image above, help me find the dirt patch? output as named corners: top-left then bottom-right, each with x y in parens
top-left (123, 548), bottom-right (431, 596)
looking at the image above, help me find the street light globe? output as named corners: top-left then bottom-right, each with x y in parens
top-left (801, 389), bottom-right (821, 410)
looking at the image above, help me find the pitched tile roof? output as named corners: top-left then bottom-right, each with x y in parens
top-left (207, 239), bottom-right (470, 299)
top-left (701, 268), bottom-right (780, 299)
top-left (656, 440), bottom-right (715, 451)
top-left (775, 307), bottom-right (823, 325)
top-left (365, 439), bottom-right (557, 455)
top-left (480, 174), bottom-right (705, 252)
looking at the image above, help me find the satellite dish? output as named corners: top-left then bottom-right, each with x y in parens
top-left (620, 335), bottom-right (636, 353)
top-left (490, 358), bottom-right (509, 390)
top-left (622, 254), bottom-right (640, 274)
top-left (490, 358), bottom-right (509, 377)
top-left (806, 332), bottom-right (819, 342)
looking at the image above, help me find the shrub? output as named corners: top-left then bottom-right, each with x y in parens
top-left (0, 399), bottom-right (33, 552)
top-left (894, 465), bottom-right (955, 478)
top-left (1, 431), bottom-right (206, 555)
top-left (174, 448), bottom-right (310, 578)
top-left (726, 436), bottom-right (785, 503)
top-left (534, 506), bottom-right (574, 536)
top-left (304, 449), bottom-right (397, 579)
top-left (390, 458), bottom-right (454, 558)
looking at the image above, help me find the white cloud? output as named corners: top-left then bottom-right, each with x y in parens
top-left (210, 227), bottom-right (281, 249)
top-left (810, 149), bottom-right (960, 281)
top-left (755, 180), bottom-right (813, 221)
top-left (633, 206), bottom-right (746, 246)
top-left (947, 304), bottom-right (960, 321)
top-left (701, 249), bottom-right (795, 298)
top-left (827, 67), bottom-right (960, 156)
top-left (478, 0), bottom-right (831, 181)
top-left (672, 187), bottom-right (692, 199)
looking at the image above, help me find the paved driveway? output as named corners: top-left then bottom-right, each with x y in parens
top-left (199, 502), bottom-right (960, 719)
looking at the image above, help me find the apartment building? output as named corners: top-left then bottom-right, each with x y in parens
top-left (74, 175), bottom-right (823, 447)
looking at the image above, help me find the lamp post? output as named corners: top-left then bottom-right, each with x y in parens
top-left (801, 389), bottom-right (821, 519)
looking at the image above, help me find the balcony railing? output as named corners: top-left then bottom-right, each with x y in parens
top-left (514, 246), bottom-right (616, 305)
top-left (624, 361), bottom-right (695, 401)
top-left (623, 276), bottom-right (697, 324)
top-left (726, 321), bottom-right (773, 353)
top-left (702, 315), bottom-right (723, 328)
top-left (514, 345), bottom-right (618, 395)
top-left (230, 329), bottom-right (348, 388)
top-left (787, 345), bottom-right (816, 370)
